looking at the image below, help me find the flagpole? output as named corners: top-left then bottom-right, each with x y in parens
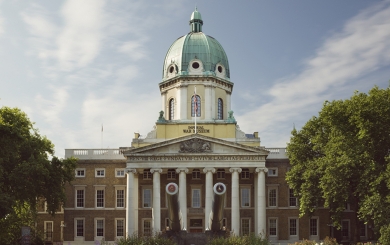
top-left (194, 86), bottom-right (197, 134)
top-left (101, 124), bottom-right (103, 149)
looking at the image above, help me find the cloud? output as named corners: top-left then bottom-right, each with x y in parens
top-left (56, 0), bottom-right (106, 71)
top-left (237, 1), bottom-right (390, 146)
top-left (118, 40), bottom-right (148, 60)
top-left (35, 86), bottom-right (69, 126)
top-left (0, 16), bottom-right (4, 35)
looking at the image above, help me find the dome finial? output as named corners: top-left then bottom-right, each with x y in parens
top-left (190, 7), bottom-right (203, 33)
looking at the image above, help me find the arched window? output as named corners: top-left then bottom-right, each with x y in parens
top-left (191, 95), bottom-right (201, 117)
top-left (169, 98), bottom-right (174, 120)
top-left (217, 98), bottom-right (223, 119)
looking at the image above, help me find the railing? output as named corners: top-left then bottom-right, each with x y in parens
top-left (265, 148), bottom-right (288, 159)
top-left (65, 149), bottom-right (126, 160)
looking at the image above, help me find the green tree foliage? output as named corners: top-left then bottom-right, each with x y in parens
top-left (286, 86), bottom-right (390, 243)
top-left (0, 107), bottom-right (77, 243)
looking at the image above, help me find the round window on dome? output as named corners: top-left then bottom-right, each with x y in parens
top-left (169, 66), bottom-right (175, 73)
top-left (192, 62), bottom-right (200, 69)
top-left (217, 66), bottom-right (223, 73)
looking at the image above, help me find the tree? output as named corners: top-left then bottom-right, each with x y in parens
top-left (286, 86), bottom-right (390, 243)
top-left (0, 107), bottom-right (77, 243)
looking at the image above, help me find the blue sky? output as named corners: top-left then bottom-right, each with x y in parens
top-left (1, 0), bottom-right (389, 158)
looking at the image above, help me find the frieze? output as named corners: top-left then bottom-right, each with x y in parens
top-left (128, 155), bottom-right (265, 162)
top-left (179, 138), bottom-right (212, 153)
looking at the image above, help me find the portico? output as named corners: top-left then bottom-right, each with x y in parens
top-left (124, 134), bottom-right (268, 236)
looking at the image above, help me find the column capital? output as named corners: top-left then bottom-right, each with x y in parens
top-left (176, 168), bottom-right (189, 174)
top-left (229, 167), bottom-right (242, 173)
top-left (203, 167), bottom-right (216, 173)
top-left (255, 167), bottom-right (268, 173)
top-left (126, 168), bottom-right (137, 174)
top-left (150, 168), bottom-right (162, 174)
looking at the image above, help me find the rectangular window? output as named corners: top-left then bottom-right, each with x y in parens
top-left (267, 168), bottom-right (278, 177)
top-left (76, 189), bottom-right (84, 208)
top-left (310, 218), bottom-right (318, 236)
top-left (269, 218), bottom-right (277, 237)
top-left (289, 189), bottom-right (297, 207)
top-left (289, 218), bottom-right (298, 236)
top-left (96, 219), bottom-right (104, 237)
top-left (192, 189), bottom-right (201, 208)
top-left (241, 218), bottom-right (250, 236)
top-left (268, 188), bottom-right (277, 207)
top-left (167, 169), bottom-right (176, 179)
top-left (342, 220), bottom-right (350, 239)
top-left (44, 221), bottom-right (53, 241)
top-left (96, 190), bottom-right (104, 208)
top-left (192, 169), bottom-right (200, 179)
top-left (143, 169), bottom-right (152, 180)
top-left (217, 169), bottom-right (225, 179)
top-left (143, 219), bottom-right (152, 236)
top-left (75, 219), bottom-right (84, 237)
top-left (95, 168), bottom-right (105, 177)
top-left (241, 168), bottom-right (250, 179)
top-left (116, 169), bottom-right (125, 177)
top-left (241, 188), bottom-right (250, 207)
top-left (143, 189), bottom-right (152, 208)
top-left (359, 221), bottom-right (366, 237)
top-left (75, 168), bottom-right (85, 177)
top-left (116, 189), bottom-right (125, 208)
top-left (116, 219), bottom-right (125, 237)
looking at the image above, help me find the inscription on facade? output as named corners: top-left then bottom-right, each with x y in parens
top-left (183, 126), bottom-right (210, 133)
top-left (128, 155), bottom-right (264, 161)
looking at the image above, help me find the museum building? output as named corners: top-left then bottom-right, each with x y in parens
top-left (37, 8), bottom-right (370, 245)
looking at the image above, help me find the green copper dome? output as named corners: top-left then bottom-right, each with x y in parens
top-left (162, 9), bottom-right (230, 82)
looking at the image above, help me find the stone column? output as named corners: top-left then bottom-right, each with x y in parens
top-left (179, 85), bottom-right (188, 120)
top-left (226, 91), bottom-right (231, 116)
top-left (161, 91), bottom-right (167, 115)
top-left (255, 167), bottom-right (268, 235)
top-left (229, 167), bottom-right (242, 235)
top-left (176, 168), bottom-right (189, 230)
top-left (151, 168), bottom-right (162, 232)
top-left (126, 168), bottom-right (137, 236)
top-left (203, 167), bottom-right (215, 230)
top-left (204, 85), bottom-right (212, 120)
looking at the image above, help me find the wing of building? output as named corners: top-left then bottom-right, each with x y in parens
top-left (37, 8), bottom-right (370, 245)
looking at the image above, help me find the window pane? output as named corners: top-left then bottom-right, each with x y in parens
top-left (270, 219), bottom-right (277, 236)
top-left (289, 219), bottom-right (297, 236)
top-left (269, 189), bottom-right (276, 207)
top-left (191, 95), bottom-right (201, 117)
top-left (76, 190), bottom-right (84, 207)
top-left (97, 190), bottom-right (104, 207)
top-left (96, 220), bottom-right (104, 236)
top-left (241, 188), bottom-right (250, 207)
top-left (117, 220), bottom-right (124, 237)
top-left (218, 98), bottom-right (223, 120)
top-left (289, 189), bottom-right (297, 207)
top-left (144, 220), bottom-right (152, 236)
top-left (192, 189), bottom-right (201, 208)
top-left (143, 189), bottom-right (152, 208)
top-left (117, 190), bottom-right (124, 208)
top-left (76, 220), bottom-right (84, 237)
top-left (169, 99), bottom-right (174, 120)
top-left (242, 219), bottom-right (250, 235)
top-left (342, 221), bottom-right (349, 238)
top-left (192, 169), bottom-right (200, 179)
top-left (310, 219), bottom-right (317, 236)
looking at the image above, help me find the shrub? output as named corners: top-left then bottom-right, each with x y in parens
top-left (207, 233), bottom-right (270, 245)
top-left (116, 232), bottom-right (175, 245)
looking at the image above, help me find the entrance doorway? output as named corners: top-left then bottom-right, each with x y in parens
top-left (189, 218), bottom-right (203, 233)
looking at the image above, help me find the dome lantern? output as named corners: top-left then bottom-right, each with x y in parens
top-left (190, 7), bottom-right (203, 33)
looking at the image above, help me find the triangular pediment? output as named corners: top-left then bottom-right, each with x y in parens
top-left (123, 134), bottom-right (269, 156)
